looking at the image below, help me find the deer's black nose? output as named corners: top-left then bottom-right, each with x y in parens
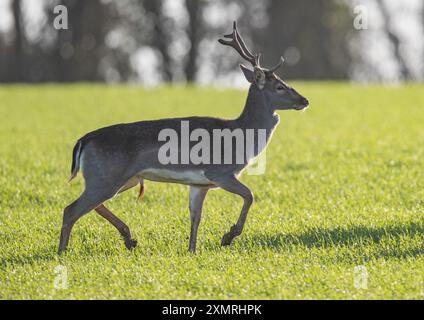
top-left (300, 97), bottom-right (309, 107)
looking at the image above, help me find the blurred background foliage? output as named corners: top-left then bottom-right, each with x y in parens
top-left (0, 0), bottom-right (422, 84)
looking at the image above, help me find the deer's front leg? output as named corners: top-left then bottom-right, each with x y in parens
top-left (207, 174), bottom-right (253, 246)
top-left (188, 186), bottom-right (208, 253)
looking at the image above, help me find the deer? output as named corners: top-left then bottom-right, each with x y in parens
top-left (58, 21), bottom-right (309, 255)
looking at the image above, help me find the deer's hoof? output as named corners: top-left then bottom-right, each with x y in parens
top-left (58, 245), bottom-right (68, 256)
top-left (125, 238), bottom-right (137, 250)
top-left (221, 233), bottom-right (233, 246)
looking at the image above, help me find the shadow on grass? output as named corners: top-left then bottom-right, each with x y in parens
top-left (283, 163), bottom-right (311, 172)
top-left (0, 242), bottom-right (126, 268)
top-left (2, 223), bottom-right (422, 266)
top-left (0, 246), bottom-right (59, 268)
top-left (240, 222), bottom-right (423, 259)
top-left (0, 228), bottom-right (148, 268)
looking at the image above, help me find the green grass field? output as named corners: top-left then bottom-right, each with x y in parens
top-left (0, 83), bottom-right (423, 299)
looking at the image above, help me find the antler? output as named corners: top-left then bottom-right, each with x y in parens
top-left (268, 56), bottom-right (284, 73)
top-left (218, 21), bottom-right (259, 67)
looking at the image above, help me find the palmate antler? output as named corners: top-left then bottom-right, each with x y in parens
top-left (218, 21), bottom-right (284, 74)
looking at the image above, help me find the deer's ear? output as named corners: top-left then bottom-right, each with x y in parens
top-left (240, 64), bottom-right (254, 83)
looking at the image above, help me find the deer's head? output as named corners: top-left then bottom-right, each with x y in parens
top-left (219, 22), bottom-right (309, 111)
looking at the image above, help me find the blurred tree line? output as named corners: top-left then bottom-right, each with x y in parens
top-left (0, 0), bottom-right (422, 83)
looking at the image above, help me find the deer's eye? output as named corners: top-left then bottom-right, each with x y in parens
top-left (276, 85), bottom-right (285, 91)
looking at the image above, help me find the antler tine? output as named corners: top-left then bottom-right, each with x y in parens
top-left (218, 21), bottom-right (258, 67)
top-left (268, 56), bottom-right (285, 73)
top-left (255, 53), bottom-right (261, 67)
top-left (222, 21), bottom-right (237, 39)
top-left (232, 22), bottom-right (256, 61)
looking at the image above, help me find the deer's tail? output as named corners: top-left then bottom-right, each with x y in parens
top-left (68, 139), bottom-right (83, 182)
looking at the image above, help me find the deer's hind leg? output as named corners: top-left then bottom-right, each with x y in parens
top-left (59, 169), bottom-right (132, 255)
top-left (59, 187), bottom-right (116, 255)
top-left (93, 177), bottom-right (143, 250)
top-left (95, 204), bottom-right (137, 250)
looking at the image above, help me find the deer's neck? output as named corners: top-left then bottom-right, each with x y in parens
top-left (236, 86), bottom-right (280, 131)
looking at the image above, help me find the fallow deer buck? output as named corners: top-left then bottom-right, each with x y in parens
top-left (59, 21), bottom-right (309, 255)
